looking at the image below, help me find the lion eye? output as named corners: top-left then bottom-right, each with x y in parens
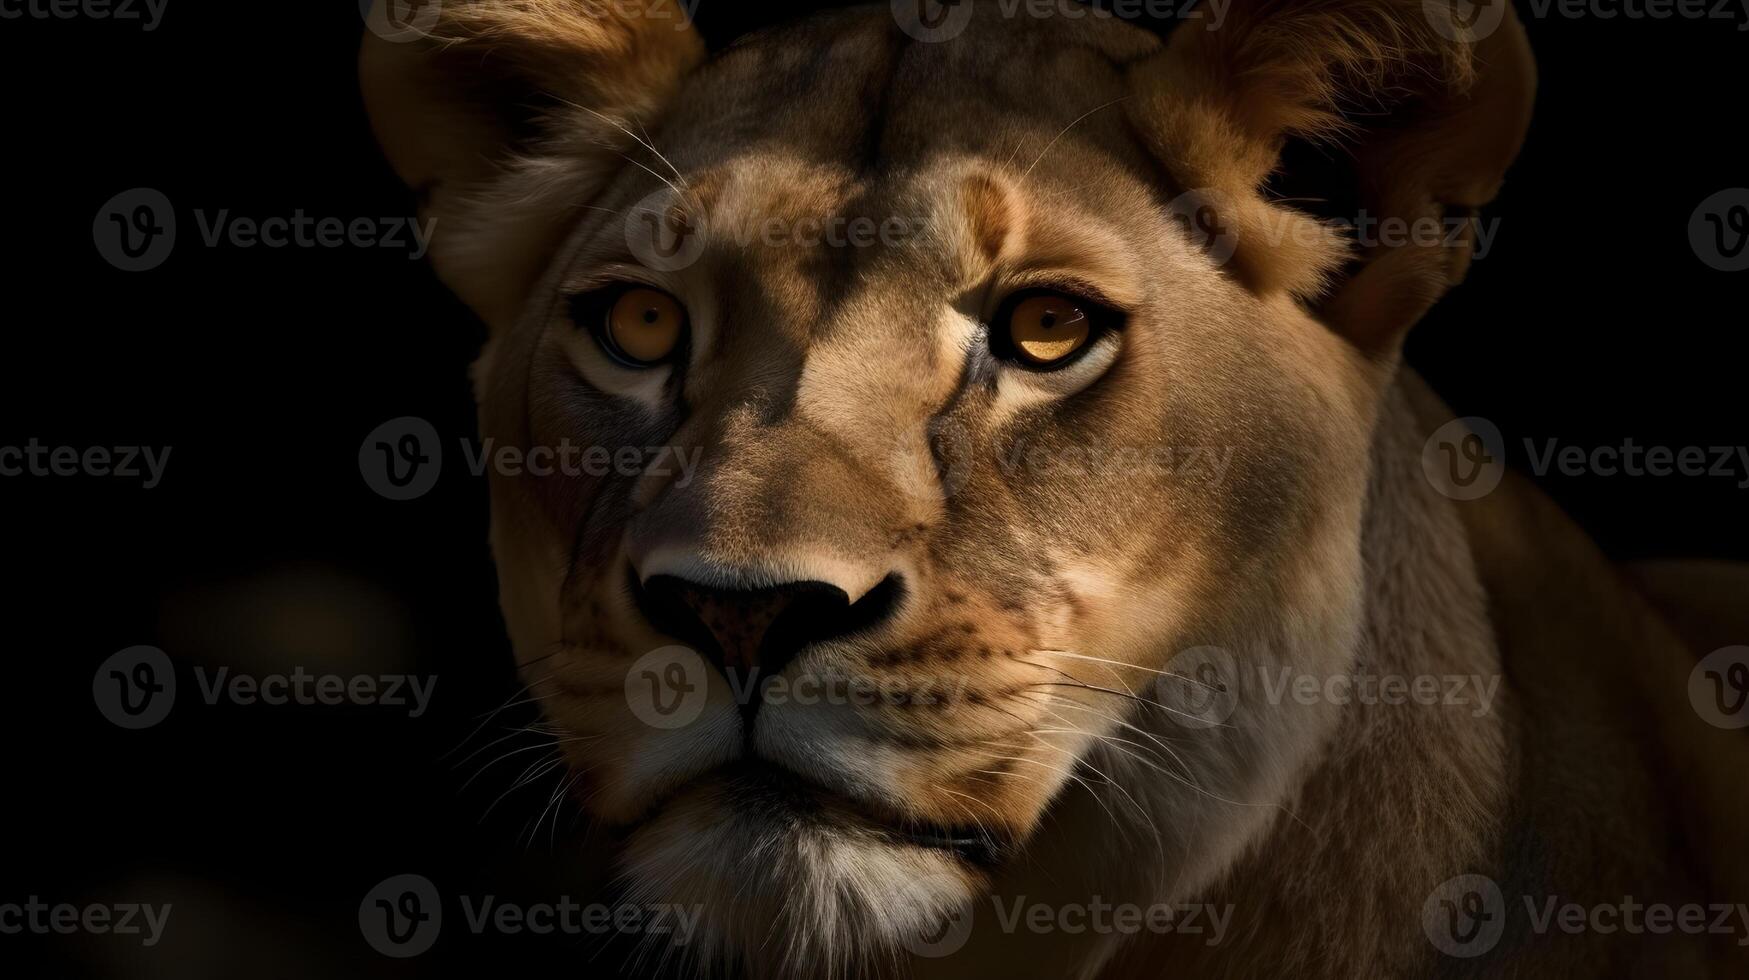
top-left (1005, 293), bottom-right (1092, 367)
top-left (600, 287), bottom-right (686, 366)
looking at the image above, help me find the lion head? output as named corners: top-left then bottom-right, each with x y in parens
top-left (362, 1), bottom-right (1532, 975)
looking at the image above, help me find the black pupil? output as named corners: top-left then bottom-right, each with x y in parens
top-left (641, 307), bottom-right (660, 325)
top-left (1040, 312), bottom-right (1058, 330)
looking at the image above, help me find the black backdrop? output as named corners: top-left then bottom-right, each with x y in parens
top-left (3, 1), bottom-right (1745, 977)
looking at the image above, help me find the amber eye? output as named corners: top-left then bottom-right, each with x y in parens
top-left (600, 287), bottom-right (686, 366)
top-left (1005, 293), bottom-right (1093, 366)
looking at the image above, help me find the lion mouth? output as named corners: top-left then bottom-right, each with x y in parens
top-left (898, 825), bottom-right (1005, 866)
top-left (630, 760), bottom-right (1010, 868)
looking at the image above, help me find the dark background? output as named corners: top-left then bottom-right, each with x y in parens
top-left (3, 1), bottom-right (1744, 977)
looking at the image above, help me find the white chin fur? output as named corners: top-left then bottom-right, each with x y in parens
top-left (617, 773), bottom-right (978, 979)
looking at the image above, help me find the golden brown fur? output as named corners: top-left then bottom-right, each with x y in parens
top-left (361, 2), bottom-right (1746, 976)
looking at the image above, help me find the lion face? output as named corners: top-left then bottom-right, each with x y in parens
top-left (478, 11), bottom-right (1381, 970)
top-left (363, 1), bottom-right (1532, 974)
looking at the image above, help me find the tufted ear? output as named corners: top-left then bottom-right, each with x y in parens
top-left (1127, 0), bottom-right (1535, 355)
top-left (360, 0), bottom-right (706, 330)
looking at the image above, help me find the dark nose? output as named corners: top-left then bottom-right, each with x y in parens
top-left (634, 571), bottom-right (903, 720)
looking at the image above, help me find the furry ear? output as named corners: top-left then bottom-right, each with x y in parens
top-left (359, 0), bottom-right (706, 329)
top-left (1127, 0), bottom-right (1535, 354)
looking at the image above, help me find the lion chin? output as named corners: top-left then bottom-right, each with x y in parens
top-left (614, 765), bottom-right (982, 979)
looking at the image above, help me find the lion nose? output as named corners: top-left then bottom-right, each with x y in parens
top-left (634, 571), bottom-right (904, 720)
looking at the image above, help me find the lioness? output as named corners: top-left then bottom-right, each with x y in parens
top-left (360, 1), bottom-right (1749, 976)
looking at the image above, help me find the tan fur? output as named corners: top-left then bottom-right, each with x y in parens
top-left (363, 2), bottom-right (1745, 977)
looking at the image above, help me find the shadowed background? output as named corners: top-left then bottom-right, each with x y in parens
top-left (2, 1), bottom-right (1745, 976)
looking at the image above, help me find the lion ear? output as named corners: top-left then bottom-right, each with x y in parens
top-left (1128, 0), bottom-right (1535, 355)
top-left (360, 0), bottom-right (706, 330)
